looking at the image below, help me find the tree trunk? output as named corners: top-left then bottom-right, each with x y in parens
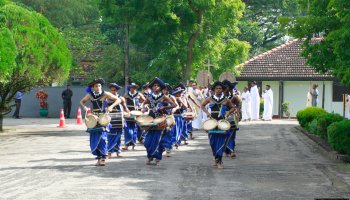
top-left (0, 114), bottom-right (3, 132)
top-left (184, 1), bottom-right (203, 83)
top-left (124, 23), bottom-right (130, 87)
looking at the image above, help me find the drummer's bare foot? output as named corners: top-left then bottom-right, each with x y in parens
top-left (95, 159), bottom-right (101, 166)
top-left (231, 152), bottom-right (237, 158)
top-left (212, 162), bottom-right (218, 167)
top-left (217, 163), bottom-right (224, 169)
top-left (132, 145), bottom-right (135, 150)
top-left (166, 151), bottom-right (171, 157)
top-left (108, 152), bottom-right (112, 159)
top-left (117, 153), bottom-right (122, 158)
top-left (190, 133), bottom-right (194, 140)
top-left (175, 144), bottom-right (179, 149)
top-left (122, 146), bottom-right (129, 150)
top-left (100, 160), bottom-right (106, 166)
top-left (155, 160), bottom-right (160, 166)
top-left (184, 141), bottom-right (189, 145)
top-left (146, 158), bottom-right (153, 165)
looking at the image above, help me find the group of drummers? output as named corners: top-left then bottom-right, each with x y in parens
top-left (80, 77), bottom-right (241, 169)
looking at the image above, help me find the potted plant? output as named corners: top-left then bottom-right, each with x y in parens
top-left (282, 102), bottom-right (291, 119)
top-left (36, 90), bottom-right (49, 117)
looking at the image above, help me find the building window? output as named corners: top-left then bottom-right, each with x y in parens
top-left (333, 81), bottom-right (350, 102)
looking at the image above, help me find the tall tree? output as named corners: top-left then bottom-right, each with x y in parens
top-left (0, 0), bottom-right (72, 131)
top-left (240, 0), bottom-right (301, 56)
top-left (280, 0), bottom-right (350, 86)
top-left (132, 0), bottom-right (250, 82)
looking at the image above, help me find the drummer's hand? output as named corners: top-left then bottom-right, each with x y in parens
top-left (125, 112), bottom-right (131, 117)
top-left (106, 107), bottom-right (113, 112)
top-left (159, 106), bottom-right (165, 111)
top-left (83, 106), bottom-right (88, 111)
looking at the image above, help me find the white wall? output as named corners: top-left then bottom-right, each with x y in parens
top-left (283, 81), bottom-right (340, 117)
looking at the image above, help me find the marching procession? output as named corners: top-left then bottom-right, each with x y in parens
top-left (80, 77), bottom-right (241, 169)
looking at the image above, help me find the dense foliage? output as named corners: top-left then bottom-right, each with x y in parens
top-left (0, 0), bottom-right (71, 131)
top-left (296, 107), bottom-right (327, 128)
top-left (327, 120), bottom-right (350, 155)
top-left (280, 0), bottom-right (350, 86)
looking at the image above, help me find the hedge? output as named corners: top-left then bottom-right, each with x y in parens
top-left (316, 113), bottom-right (344, 139)
top-left (296, 107), bottom-right (327, 128)
top-left (327, 120), bottom-right (350, 155)
top-left (306, 118), bottom-right (318, 135)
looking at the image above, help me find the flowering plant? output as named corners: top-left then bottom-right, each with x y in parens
top-left (35, 90), bottom-right (48, 109)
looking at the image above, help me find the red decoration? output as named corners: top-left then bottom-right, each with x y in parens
top-left (35, 90), bottom-right (48, 109)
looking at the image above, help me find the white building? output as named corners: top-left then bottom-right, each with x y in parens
top-left (236, 39), bottom-right (350, 117)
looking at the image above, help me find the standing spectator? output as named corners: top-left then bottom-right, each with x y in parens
top-left (13, 90), bottom-right (24, 119)
top-left (346, 94), bottom-right (350, 119)
top-left (241, 86), bottom-right (251, 121)
top-left (310, 84), bottom-right (319, 107)
top-left (250, 81), bottom-right (260, 120)
top-left (62, 84), bottom-right (73, 118)
top-left (262, 85), bottom-right (273, 121)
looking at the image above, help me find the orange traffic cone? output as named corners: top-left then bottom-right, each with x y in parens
top-left (57, 109), bottom-right (66, 128)
top-left (76, 107), bottom-right (83, 125)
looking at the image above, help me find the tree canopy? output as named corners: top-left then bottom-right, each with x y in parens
top-left (280, 0), bottom-right (350, 86)
top-left (0, 0), bottom-right (71, 131)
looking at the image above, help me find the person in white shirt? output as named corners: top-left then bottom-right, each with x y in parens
top-left (262, 85), bottom-right (273, 121)
top-left (346, 94), bottom-right (350, 119)
top-left (250, 81), bottom-right (260, 120)
top-left (241, 87), bottom-right (251, 121)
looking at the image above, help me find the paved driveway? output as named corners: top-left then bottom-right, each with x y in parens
top-left (0, 118), bottom-right (349, 199)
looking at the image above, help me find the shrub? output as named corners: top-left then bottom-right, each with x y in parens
top-left (296, 107), bottom-right (327, 128)
top-left (327, 120), bottom-right (350, 155)
top-left (306, 118), bottom-right (318, 134)
top-left (316, 113), bottom-right (344, 139)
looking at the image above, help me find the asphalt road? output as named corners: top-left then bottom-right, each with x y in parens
top-left (0, 118), bottom-right (349, 200)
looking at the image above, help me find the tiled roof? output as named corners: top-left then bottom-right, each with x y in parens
top-left (236, 38), bottom-right (334, 81)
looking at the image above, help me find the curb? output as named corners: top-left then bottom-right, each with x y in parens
top-left (295, 126), bottom-right (350, 163)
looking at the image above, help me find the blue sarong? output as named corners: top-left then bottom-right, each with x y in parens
top-left (144, 130), bottom-right (164, 160)
top-left (137, 125), bottom-right (145, 142)
top-left (208, 132), bottom-right (226, 158)
top-left (107, 128), bottom-right (122, 153)
top-left (160, 128), bottom-right (172, 151)
top-left (174, 115), bottom-right (183, 145)
top-left (224, 130), bottom-right (236, 154)
top-left (87, 126), bottom-right (109, 157)
top-left (181, 119), bottom-right (188, 142)
top-left (124, 121), bottom-right (137, 146)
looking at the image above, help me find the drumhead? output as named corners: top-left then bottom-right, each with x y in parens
top-left (98, 114), bottom-right (111, 126)
top-left (153, 116), bottom-right (166, 124)
top-left (136, 115), bottom-right (154, 124)
top-left (85, 114), bottom-right (98, 128)
top-left (217, 119), bottom-right (230, 131)
top-left (130, 110), bottom-right (143, 116)
top-left (203, 118), bottom-right (218, 131)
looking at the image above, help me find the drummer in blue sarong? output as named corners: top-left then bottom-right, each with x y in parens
top-left (123, 83), bottom-right (146, 150)
top-left (222, 80), bottom-right (240, 158)
top-left (141, 77), bottom-right (176, 166)
top-left (80, 78), bottom-right (122, 166)
top-left (201, 81), bottom-right (235, 169)
top-left (106, 83), bottom-right (130, 158)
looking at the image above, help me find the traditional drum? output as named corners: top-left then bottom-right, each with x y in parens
top-left (165, 115), bottom-right (175, 127)
top-left (109, 112), bottom-right (124, 128)
top-left (182, 112), bottom-right (195, 121)
top-left (85, 113), bottom-right (98, 128)
top-left (153, 116), bottom-right (167, 130)
top-left (203, 118), bottom-right (218, 131)
top-left (136, 115), bottom-right (154, 124)
top-left (227, 114), bottom-right (238, 129)
top-left (130, 110), bottom-right (143, 116)
top-left (217, 119), bottom-right (230, 131)
top-left (97, 113), bottom-right (111, 127)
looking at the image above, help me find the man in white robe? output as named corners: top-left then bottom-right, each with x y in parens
top-left (262, 85), bottom-right (273, 121)
top-left (346, 94), bottom-right (350, 119)
top-left (241, 86), bottom-right (251, 121)
top-left (250, 81), bottom-right (260, 120)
